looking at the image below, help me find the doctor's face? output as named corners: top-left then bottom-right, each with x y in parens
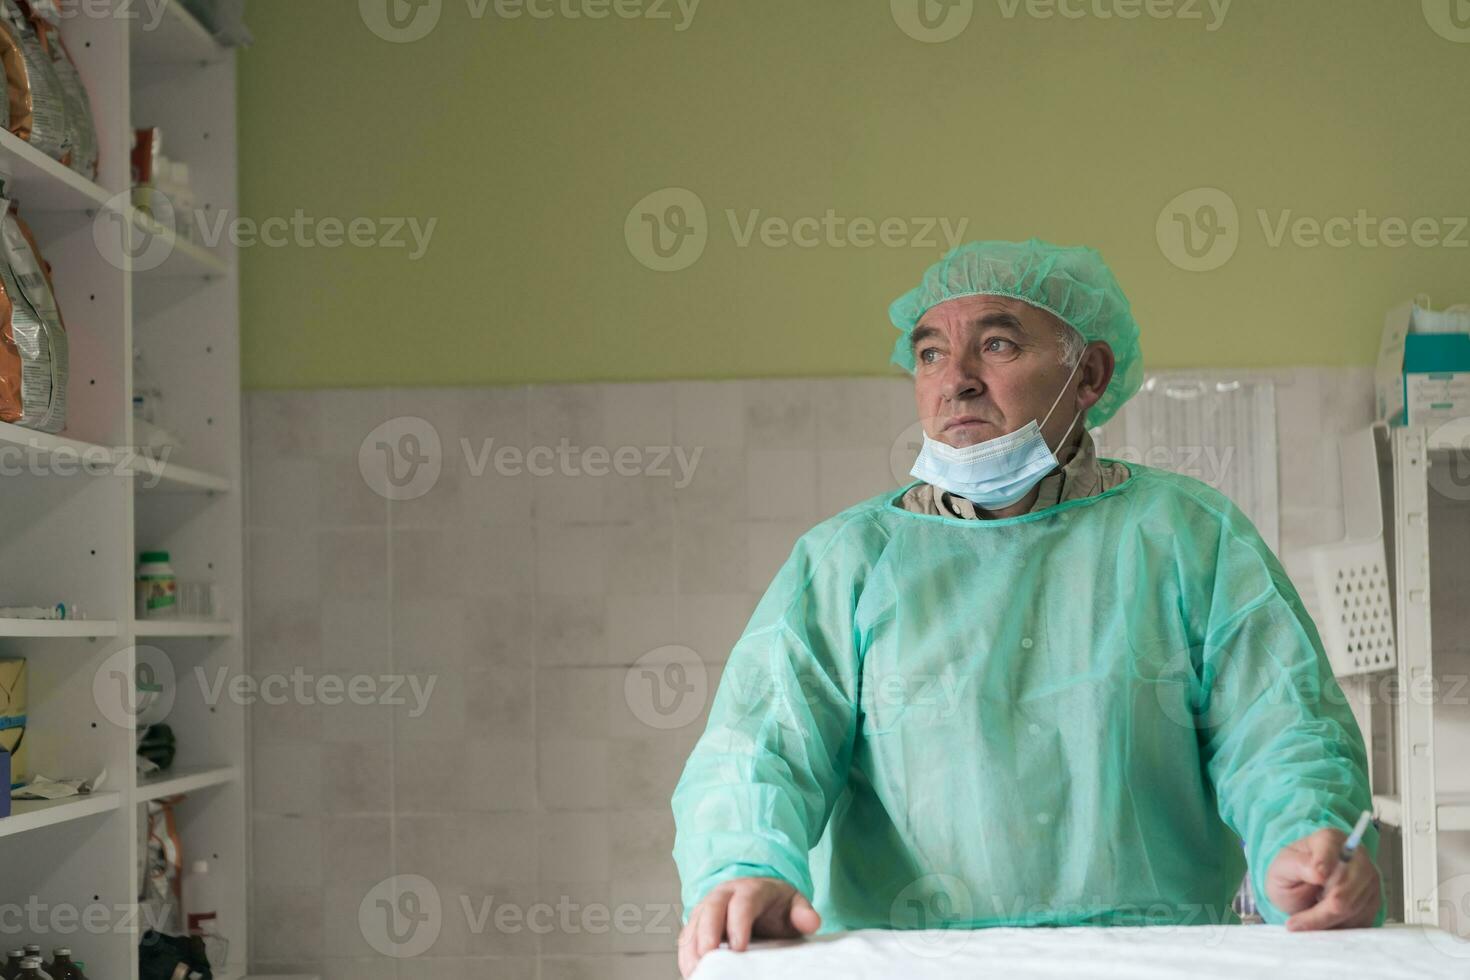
top-left (910, 295), bottom-right (1105, 450)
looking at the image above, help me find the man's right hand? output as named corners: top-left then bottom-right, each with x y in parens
top-left (677, 876), bottom-right (822, 978)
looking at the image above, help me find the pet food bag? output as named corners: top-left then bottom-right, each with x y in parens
top-left (0, 0), bottom-right (65, 161)
top-left (27, 0), bottom-right (99, 178)
top-left (0, 189), bottom-right (68, 432)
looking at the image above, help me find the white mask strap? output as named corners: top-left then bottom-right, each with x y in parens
top-left (1039, 353), bottom-right (1086, 433)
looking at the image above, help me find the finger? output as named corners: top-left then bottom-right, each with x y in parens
top-left (1331, 855), bottom-right (1380, 926)
top-left (1303, 830), bottom-right (1346, 885)
top-left (678, 904), bottom-right (702, 979)
top-left (1286, 890), bottom-right (1353, 932)
top-left (789, 891), bottom-right (822, 935)
top-left (727, 890), bottom-right (757, 952)
top-left (1270, 846), bottom-right (1326, 891)
top-left (697, 891), bottom-right (732, 959)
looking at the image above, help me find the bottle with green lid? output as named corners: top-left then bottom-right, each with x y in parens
top-left (136, 550), bottom-right (177, 619)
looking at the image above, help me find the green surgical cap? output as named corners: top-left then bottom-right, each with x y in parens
top-left (889, 238), bottom-right (1144, 428)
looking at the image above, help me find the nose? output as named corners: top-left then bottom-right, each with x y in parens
top-left (938, 348), bottom-right (984, 404)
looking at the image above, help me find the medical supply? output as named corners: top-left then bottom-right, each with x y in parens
top-left (12, 771), bottom-right (101, 800)
top-left (1403, 332), bottom-right (1470, 427)
top-left (185, 859), bottom-right (229, 969)
top-left (0, 658), bottom-right (26, 785)
top-left (131, 128), bottom-right (201, 242)
top-left (14, 957), bottom-right (41, 980)
top-left (888, 239), bottom-right (1144, 426)
top-left (0, 184), bottom-right (69, 433)
top-left (45, 948), bottom-right (80, 980)
top-left (137, 552), bottom-right (178, 619)
top-left (1336, 810), bottom-right (1372, 868)
top-left (911, 356), bottom-right (1085, 508)
top-left (178, 581), bottom-right (217, 620)
top-left (1376, 299), bottom-right (1470, 427)
top-left (673, 464), bottom-right (1377, 931)
top-left (2, 950), bottom-right (23, 980)
top-left (0, 603), bottom-right (78, 620)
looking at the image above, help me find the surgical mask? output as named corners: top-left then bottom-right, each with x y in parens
top-left (910, 358), bottom-right (1085, 511)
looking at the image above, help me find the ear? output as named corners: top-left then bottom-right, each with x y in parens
top-left (1075, 342), bottom-right (1115, 416)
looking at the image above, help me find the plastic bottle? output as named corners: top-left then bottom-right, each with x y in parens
top-left (184, 859), bottom-right (219, 936)
top-left (136, 551), bottom-right (178, 619)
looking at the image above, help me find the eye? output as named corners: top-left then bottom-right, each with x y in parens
top-left (983, 337), bottom-right (1016, 353)
top-left (918, 347), bottom-right (941, 365)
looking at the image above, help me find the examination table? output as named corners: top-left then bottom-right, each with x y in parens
top-left (692, 923), bottom-right (1469, 979)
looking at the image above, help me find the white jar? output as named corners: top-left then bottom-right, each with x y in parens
top-left (136, 551), bottom-right (178, 619)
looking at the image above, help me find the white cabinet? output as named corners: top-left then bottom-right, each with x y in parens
top-left (0, 3), bottom-right (244, 978)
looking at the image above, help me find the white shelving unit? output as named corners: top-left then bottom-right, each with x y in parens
top-left (1332, 423), bottom-right (1470, 928)
top-left (0, 3), bottom-right (245, 979)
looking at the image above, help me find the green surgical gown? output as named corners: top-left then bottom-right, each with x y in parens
top-left (671, 464), bottom-right (1382, 930)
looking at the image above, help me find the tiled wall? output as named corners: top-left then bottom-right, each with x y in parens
top-left (244, 367), bottom-right (1396, 978)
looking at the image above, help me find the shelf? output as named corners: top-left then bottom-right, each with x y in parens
top-left (0, 618), bottom-right (119, 638)
top-left (0, 129), bottom-right (114, 212)
top-left (1372, 792), bottom-right (1470, 831)
top-left (133, 620), bottom-right (235, 638)
top-left (130, 0), bottom-right (226, 69)
top-left (131, 456), bottom-right (234, 493)
top-left (129, 209), bottom-right (230, 279)
top-left (137, 764), bottom-right (238, 802)
top-left (0, 792), bottom-right (120, 839)
top-left (0, 421), bottom-right (119, 475)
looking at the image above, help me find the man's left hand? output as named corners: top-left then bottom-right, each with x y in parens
top-left (1265, 826), bottom-right (1381, 930)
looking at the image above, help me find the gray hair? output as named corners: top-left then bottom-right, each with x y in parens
top-left (1055, 320), bottom-right (1087, 368)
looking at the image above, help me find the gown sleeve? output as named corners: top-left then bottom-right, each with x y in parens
top-left (1185, 490), bottom-right (1384, 926)
top-left (670, 512), bottom-right (879, 919)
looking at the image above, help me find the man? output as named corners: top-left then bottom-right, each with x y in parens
top-left (671, 239), bottom-right (1382, 978)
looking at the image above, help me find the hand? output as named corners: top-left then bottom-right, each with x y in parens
top-left (678, 876), bottom-right (821, 978)
top-left (1265, 826), bottom-right (1381, 930)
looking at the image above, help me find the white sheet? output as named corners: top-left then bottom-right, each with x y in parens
top-left (692, 925), bottom-right (1469, 979)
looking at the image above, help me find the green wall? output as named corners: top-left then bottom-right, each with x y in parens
top-left (238, 0), bottom-right (1470, 389)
